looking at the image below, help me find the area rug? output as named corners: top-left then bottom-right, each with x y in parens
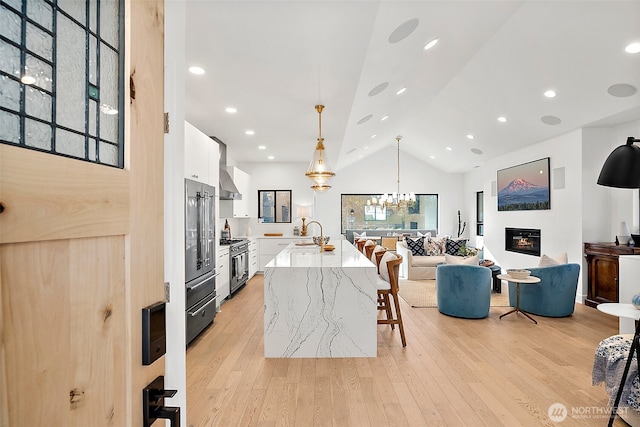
top-left (398, 279), bottom-right (511, 308)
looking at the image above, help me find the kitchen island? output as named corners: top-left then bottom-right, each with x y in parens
top-left (264, 240), bottom-right (378, 357)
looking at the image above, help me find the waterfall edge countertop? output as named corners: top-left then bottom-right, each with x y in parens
top-left (264, 240), bottom-right (378, 358)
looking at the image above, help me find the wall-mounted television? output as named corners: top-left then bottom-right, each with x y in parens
top-left (497, 157), bottom-right (550, 211)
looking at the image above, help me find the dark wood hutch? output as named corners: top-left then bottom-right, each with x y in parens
top-left (584, 242), bottom-right (640, 307)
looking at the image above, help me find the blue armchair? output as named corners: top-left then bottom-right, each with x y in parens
top-left (436, 264), bottom-right (492, 319)
top-left (507, 263), bottom-right (580, 317)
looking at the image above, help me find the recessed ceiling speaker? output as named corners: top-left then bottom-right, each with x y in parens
top-left (553, 167), bottom-right (565, 189)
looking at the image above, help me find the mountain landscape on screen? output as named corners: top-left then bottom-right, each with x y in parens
top-left (498, 178), bottom-right (550, 211)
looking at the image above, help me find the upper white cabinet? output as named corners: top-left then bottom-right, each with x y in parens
top-left (184, 121), bottom-right (218, 187)
top-left (221, 166), bottom-right (251, 218)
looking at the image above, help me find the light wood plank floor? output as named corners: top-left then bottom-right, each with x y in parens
top-left (186, 275), bottom-right (629, 426)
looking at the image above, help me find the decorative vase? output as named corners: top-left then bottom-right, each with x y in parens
top-left (618, 221), bottom-right (632, 245)
top-left (632, 293), bottom-right (640, 310)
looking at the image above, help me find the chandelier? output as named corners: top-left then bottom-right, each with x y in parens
top-left (369, 135), bottom-right (415, 208)
top-left (305, 105), bottom-right (335, 193)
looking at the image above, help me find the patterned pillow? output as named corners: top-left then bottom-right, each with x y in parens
top-left (424, 237), bottom-right (447, 256)
top-left (446, 238), bottom-right (468, 255)
top-left (405, 237), bottom-right (426, 256)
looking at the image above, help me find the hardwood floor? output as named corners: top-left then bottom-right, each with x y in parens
top-left (186, 275), bottom-right (628, 426)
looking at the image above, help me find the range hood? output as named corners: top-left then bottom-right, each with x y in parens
top-left (211, 136), bottom-right (242, 200)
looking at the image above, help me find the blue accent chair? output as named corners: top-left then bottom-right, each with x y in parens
top-left (436, 264), bottom-right (492, 319)
top-left (507, 263), bottom-right (580, 317)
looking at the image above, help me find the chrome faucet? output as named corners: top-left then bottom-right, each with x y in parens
top-left (306, 220), bottom-right (325, 251)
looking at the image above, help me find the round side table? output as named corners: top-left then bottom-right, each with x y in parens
top-left (497, 274), bottom-right (540, 324)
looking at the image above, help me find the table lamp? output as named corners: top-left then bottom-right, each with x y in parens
top-left (296, 205), bottom-right (313, 236)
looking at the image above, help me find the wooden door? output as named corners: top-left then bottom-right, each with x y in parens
top-left (0, 1), bottom-right (165, 426)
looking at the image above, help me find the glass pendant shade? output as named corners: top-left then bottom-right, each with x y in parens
top-left (597, 137), bottom-right (640, 188)
top-left (306, 105), bottom-right (335, 192)
top-left (305, 138), bottom-right (335, 185)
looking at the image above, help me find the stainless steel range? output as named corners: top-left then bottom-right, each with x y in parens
top-left (221, 238), bottom-right (249, 295)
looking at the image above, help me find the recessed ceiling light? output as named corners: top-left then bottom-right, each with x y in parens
top-left (188, 66), bottom-right (205, 75)
top-left (225, 107), bottom-right (237, 113)
top-left (370, 134), bottom-right (377, 139)
top-left (430, 155), bottom-right (435, 159)
top-left (258, 145), bottom-right (266, 150)
top-left (466, 134), bottom-right (474, 140)
top-left (423, 38), bottom-right (439, 51)
top-left (245, 130), bottom-right (255, 135)
top-left (380, 115), bottom-right (389, 121)
top-left (471, 148), bottom-right (483, 155)
top-left (396, 87), bottom-right (407, 95)
top-left (267, 155), bottom-right (274, 160)
top-left (21, 75), bottom-right (36, 85)
top-left (364, 146), bottom-right (369, 150)
top-left (625, 42), bottom-right (640, 54)
top-left (497, 116), bottom-right (507, 123)
top-left (446, 147), bottom-right (452, 151)
top-left (544, 89), bottom-right (556, 98)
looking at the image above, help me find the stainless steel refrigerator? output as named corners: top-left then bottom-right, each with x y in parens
top-left (185, 178), bottom-right (217, 345)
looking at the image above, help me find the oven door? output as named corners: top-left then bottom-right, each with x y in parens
top-left (231, 251), bottom-right (249, 293)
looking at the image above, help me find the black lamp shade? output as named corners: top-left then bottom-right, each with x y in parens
top-left (597, 140), bottom-right (640, 188)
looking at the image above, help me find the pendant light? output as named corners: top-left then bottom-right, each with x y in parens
top-left (305, 105), bottom-right (335, 192)
top-left (369, 136), bottom-right (415, 208)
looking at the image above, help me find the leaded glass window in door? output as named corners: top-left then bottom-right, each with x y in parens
top-left (0, 0), bottom-right (124, 167)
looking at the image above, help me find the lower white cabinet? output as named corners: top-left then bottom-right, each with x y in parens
top-left (217, 246), bottom-right (230, 305)
top-left (248, 238), bottom-right (258, 279)
top-left (258, 237), bottom-right (311, 271)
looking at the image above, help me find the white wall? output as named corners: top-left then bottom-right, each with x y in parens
top-left (164, 1), bottom-right (187, 424)
top-left (463, 120), bottom-right (640, 303)
top-left (236, 145), bottom-right (465, 240)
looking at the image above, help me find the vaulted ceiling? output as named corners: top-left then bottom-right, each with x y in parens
top-left (185, 1), bottom-right (640, 174)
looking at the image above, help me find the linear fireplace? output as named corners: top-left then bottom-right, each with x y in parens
top-left (505, 227), bottom-right (541, 256)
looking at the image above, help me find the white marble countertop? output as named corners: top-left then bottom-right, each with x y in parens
top-left (265, 240), bottom-right (372, 268)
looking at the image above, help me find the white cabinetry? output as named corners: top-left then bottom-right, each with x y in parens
top-left (248, 238), bottom-right (258, 278)
top-left (184, 121), bottom-right (219, 187)
top-left (220, 166), bottom-right (250, 218)
top-left (258, 237), bottom-right (310, 271)
top-left (217, 246), bottom-right (230, 304)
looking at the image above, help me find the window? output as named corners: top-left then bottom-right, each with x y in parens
top-left (0, 0), bottom-right (124, 167)
top-left (341, 194), bottom-right (438, 233)
top-left (476, 191), bottom-right (484, 236)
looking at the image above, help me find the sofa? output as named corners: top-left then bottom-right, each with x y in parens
top-left (506, 263), bottom-right (580, 317)
top-left (345, 228), bottom-right (436, 244)
top-left (396, 236), bottom-right (474, 280)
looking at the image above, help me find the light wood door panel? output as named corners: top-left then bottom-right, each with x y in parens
top-left (0, 0), bottom-right (165, 425)
top-left (2, 237), bottom-right (126, 426)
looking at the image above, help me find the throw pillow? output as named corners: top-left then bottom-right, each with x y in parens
top-left (353, 231), bottom-right (366, 241)
top-left (405, 237), bottom-right (426, 256)
top-left (379, 251), bottom-right (398, 282)
top-left (446, 238), bottom-right (468, 255)
top-left (425, 237), bottom-right (447, 256)
top-left (417, 231), bottom-right (432, 237)
top-left (538, 252), bottom-right (568, 267)
top-left (445, 253), bottom-right (479, 265)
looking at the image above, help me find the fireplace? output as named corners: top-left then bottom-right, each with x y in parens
top-left (505, 228), bottom-right (541, 256)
